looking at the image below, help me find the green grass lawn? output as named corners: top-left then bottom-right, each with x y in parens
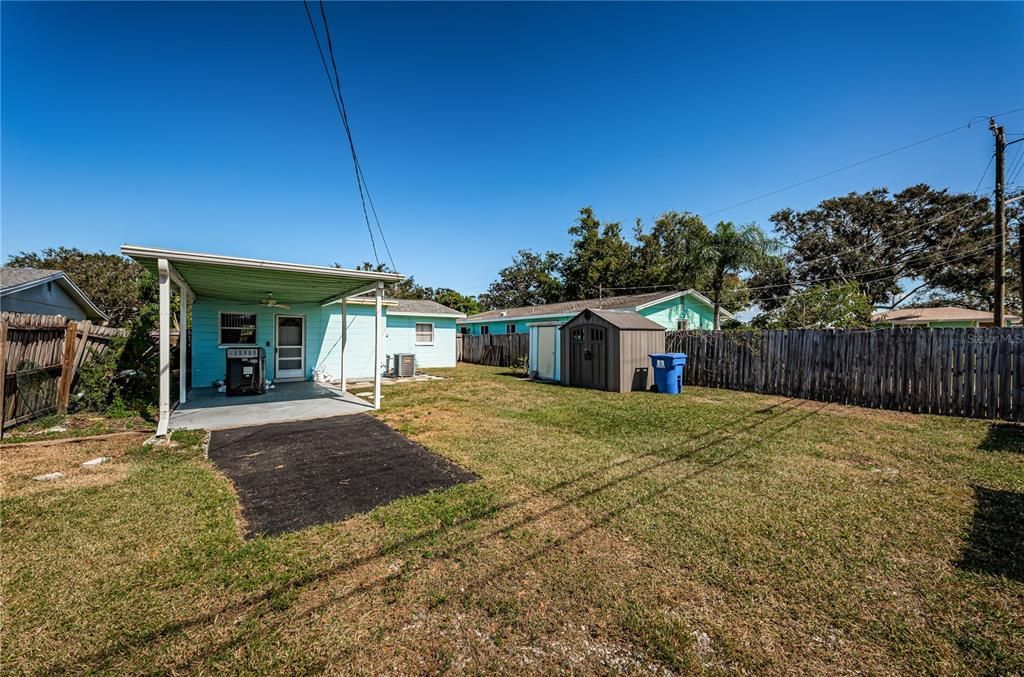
top-left (3, 364), bottom-right (1023, 673)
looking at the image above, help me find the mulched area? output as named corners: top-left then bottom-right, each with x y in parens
top-left (208, 414), bottom-right (476, 537)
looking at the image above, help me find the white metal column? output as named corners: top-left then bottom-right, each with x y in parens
top-left (374, 282), bottom-right (383, 409)
top-left (157, 258), bottom-right (171, 437)
top-left (340, 298), bottom-right (347, 393)
top-left (178, 286), bottom-right (188, 405)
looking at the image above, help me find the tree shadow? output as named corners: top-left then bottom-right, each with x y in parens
top-left (59, 398), bottom-right (811, 672)
top-left (978, 424), bottom-right (1024, 454)
top-left (956, 485), bottom-right (1024, 582)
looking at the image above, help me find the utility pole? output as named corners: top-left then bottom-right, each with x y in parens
top-left (990, 118), bottom-right (1006, 327)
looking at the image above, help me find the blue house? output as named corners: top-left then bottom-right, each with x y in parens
top-left (122, 245), bottom-right (462, 435)
top-left (456, 289), bottom-right (726, 335)
top-left (456, 290), bottom-right (727, 382)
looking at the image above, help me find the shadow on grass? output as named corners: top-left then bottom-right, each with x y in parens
top-left (494, 370), bottom-right (530, 379)
top-left (978, 424), bottom-right (1024, 454)
top-left (957, 485), bottom-right (1024, 583)
top-left (59, 397), bottom-right (815, 672)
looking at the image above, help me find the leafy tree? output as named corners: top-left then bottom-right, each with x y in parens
top-left (5, 247), bottom-right (154, 326)
top-left (346, 261), bottom-right (486, 310)
top-left (755, 282), bottom-right (873, 329)
top-left (631, 211), bottom-right (712, 290)
top-left (560, 207), bottom-right (633, 299)
top-left (479, 249), bottom-right (564, 310)
top-left (769, 185), bottom-right (993, 310)
top-left (433, 288), bottom-right (482, 315)
top-left (698, 221), bottom-right (776, 329)
top-left (348, 261), bottom-right (435, 300)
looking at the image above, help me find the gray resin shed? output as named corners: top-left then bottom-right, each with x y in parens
top-left (560, 308), bottom-right (666, 392)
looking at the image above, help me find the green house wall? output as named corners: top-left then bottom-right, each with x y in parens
top-left (457, 293), bottom-right (718, 335)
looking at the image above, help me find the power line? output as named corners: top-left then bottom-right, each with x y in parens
top-left (701, 106), bottom-right (1024, 219)
top-left (607, 191), bottom-right (990, 297)
top-left (302, 0), bottom-right (396, 271)
top-left (744, 232), bottom-right (1003, 294)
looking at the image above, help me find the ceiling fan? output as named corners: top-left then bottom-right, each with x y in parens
top-left (242, 292), bottom-right (291, 309)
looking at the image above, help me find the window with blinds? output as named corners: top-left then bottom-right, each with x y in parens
top-left (415, 322), bottom-right (434, 345)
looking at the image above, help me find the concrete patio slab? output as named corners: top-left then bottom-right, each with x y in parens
top-left (171, 381), bottom-right (371, 431)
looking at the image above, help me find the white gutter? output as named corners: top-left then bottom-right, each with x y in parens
top-left (388, 311), bottom-right (466, 318)
top-left (121, 244), bottom-right (405, 283)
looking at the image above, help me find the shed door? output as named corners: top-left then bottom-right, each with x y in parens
top-left (535, 326), bottom-right (557, 380)
top-left (570, 324), bottom-right (606, 389)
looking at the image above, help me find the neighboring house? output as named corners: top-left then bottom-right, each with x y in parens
top-left (0, 267), bottom-right (108, 322)
top-left (121, 245), bottom-right (463, 435)
top-left (872, 306), bottom-right (1019, 328)
top-left (456, 289), bottom-right (727, 335)
top-left (459, 289), bottom-right (726, 383)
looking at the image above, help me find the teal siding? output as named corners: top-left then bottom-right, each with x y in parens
top-left (386, 316), bottom-right (458, 367)
top-left (639, 296), bottom-right (715, 330)
top-left (458, 317), bottom-right (572, 335)
top-left (456, 294), bottom-right (717, 334)
top-left (314, 304), bottom-right (384, 382)
top-left (191, 298), bottom-right (457, 387)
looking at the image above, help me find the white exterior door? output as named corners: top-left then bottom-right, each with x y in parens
top-left (535, 325), bottom-right (557, 380)
top-left (275, 315), bottom-right (305, 380)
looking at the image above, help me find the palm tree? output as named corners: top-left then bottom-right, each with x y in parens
top-left (700, 221), bottom-right (777, 329)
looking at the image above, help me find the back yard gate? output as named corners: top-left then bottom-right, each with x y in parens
top-left (666, 327), bottom-right (1024, 420)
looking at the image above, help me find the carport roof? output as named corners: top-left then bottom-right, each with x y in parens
top-left (121, 245), bottom-right (404, 305)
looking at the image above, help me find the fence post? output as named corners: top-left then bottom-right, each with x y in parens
top-left (0, 319), bottom-right (6, 436)
top-left (57, 320), bottom-right (78, 413)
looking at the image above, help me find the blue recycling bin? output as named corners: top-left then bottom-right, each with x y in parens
top-left (649, 352), bottom-right (687, 394)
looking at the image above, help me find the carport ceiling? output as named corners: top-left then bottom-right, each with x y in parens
top-left (122, 245), bottom-right (404, 304)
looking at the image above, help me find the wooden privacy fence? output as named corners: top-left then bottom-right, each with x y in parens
top-left (457, 333), bottom-right (530, 367)
top-left (1, 312), bottom-right (124, 431)
top-left (665, 327), bottom-right (1024, 420)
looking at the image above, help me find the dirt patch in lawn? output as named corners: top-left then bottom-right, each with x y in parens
top-left (207, 414), bottom-right (477, 537)
top-left (1, 433), bottom-right (149, 497)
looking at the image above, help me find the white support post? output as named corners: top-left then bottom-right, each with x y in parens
top-left (157, 259), bottom-right (171, 437)
top-left (340, 298), bottom-right (348, 393)
top-left (178, 286), bottom-right (188, 405)
top-left (374, 281), bottom-right (383, 409)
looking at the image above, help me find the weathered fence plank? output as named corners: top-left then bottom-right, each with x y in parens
top-left (665, 327), bottom-right (1022, 421)
top-left (1, 312), bottom-right (125, 432)
top-left (457, 333), bottom-right (529, 368)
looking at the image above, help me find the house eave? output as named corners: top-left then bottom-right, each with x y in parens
top-left (0, 271), bottom-right (109, 322)
top-left (121, 245), bottom-right (405, 283)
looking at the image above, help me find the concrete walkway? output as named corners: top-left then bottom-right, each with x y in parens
top-left (170, 381), bottom-right (371, 431)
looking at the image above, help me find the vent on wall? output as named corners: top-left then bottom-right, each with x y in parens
top-left (392, 353), bottom-right (416, 378)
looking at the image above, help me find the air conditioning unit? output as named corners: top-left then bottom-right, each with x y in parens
top-left (391, 353), bottom-right (416, 378)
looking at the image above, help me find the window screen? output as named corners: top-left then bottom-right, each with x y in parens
top-left (506, 323), bottom-right (516, 334)
top-left (481, 326), bottom-right (489, 335)
top-left (415, 323), bottom-right (434, 344)
top-left (220, 313), bottom-right (257, 345)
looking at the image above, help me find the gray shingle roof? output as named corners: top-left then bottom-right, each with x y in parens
top-left (391, 298), bottom-right (465, 316)
top-left (460, 289), bottom-right (728, 323)
top-left (0, 267), bottom-right (108, 321)
top-left (567, 308), bottom-right (666, 330)
top-left (0, 267), bottom-right (64, 289)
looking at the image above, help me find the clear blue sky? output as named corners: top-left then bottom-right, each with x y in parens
top-left (3, 2), bottom-right (1023, 294)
